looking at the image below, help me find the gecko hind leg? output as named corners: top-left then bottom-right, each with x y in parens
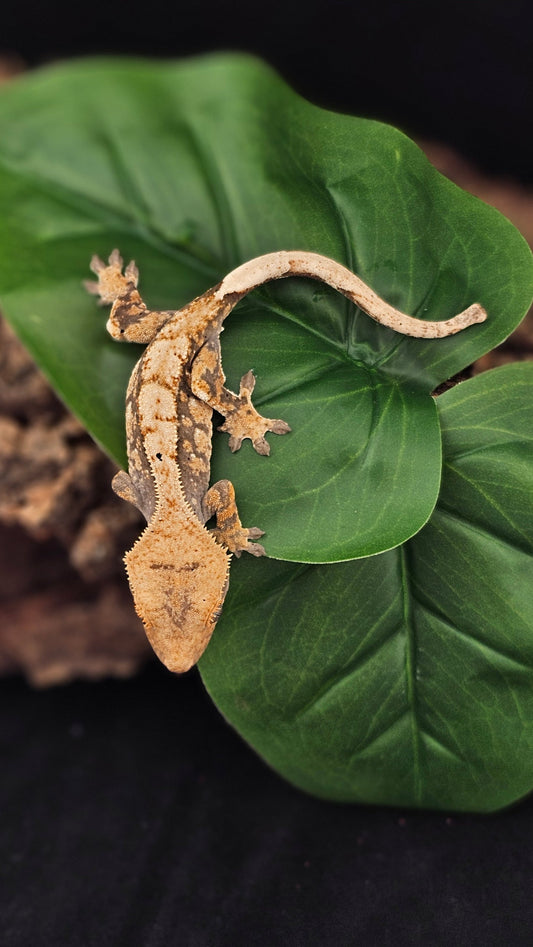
top-left (111, 470), bottom-right (153, 523)
top-left (190, 338), bottom-right (291, 456)
top-left (112, 470), bottom-right (140, 506)
top-left (204, 480), bottom-right (265, 557)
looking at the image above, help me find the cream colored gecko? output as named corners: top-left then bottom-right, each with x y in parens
top-left (86, 249), bottom-right (486, 672)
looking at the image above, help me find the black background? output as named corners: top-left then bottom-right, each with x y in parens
top-left (3, 665), bottom-right (533, 946)
top-left (2, 1), bottom-right (533, 944)
top-left (2, 0), bottom-right (533, 181)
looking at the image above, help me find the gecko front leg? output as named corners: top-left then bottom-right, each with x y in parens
top-left (85, 249), bottom-right (172, 343)
top-left (190, 337), bottom-right (291, 455)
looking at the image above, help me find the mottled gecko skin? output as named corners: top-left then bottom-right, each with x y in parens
top-left (86, 251), bottom-right (284, 672)
top-left (86, 250), bottom-right (486, 672)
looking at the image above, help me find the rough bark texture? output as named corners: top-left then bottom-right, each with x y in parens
top-left (0, 61), bottom-right (531, 685)
top-left (0, 317), bottom-right (151, 685)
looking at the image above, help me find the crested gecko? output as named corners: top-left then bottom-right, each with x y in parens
top-left (86, 249), bottom-right (486, 672)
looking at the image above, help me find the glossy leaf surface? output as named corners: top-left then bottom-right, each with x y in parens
top-left (201, 365), bottom-right (533, 811)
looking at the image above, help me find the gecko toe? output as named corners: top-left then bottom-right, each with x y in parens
top-left (125, 260), bottom-right (139, 285)
top-left (247, 527), bottom-right (265, 539)
top-left (271, 419), bottom-right (291, 435)
top-left (89, 255), bottom-right (105, 274)
top-left (109, 249), bottom-right (123, 267)
top-left (253, 436), bottom-right (270, 456)
top-left (247, 542), bottom-right (266, 557)
top-left (239, 370), bottom-right (256, 393)
top-left (227, 434), bottom-right (244, 452)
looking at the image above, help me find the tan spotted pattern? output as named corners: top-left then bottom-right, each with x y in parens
top-left (86, 249), bottom-right (486, 672)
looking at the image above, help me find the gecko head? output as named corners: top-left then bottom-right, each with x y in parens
top-left (143, 585), bottom-right (225, 674)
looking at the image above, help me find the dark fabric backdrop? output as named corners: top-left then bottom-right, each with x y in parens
top-left (2, 0), bottom-right (533, 181)
top-left (1, 2), bottom-right (533, 943)
top-left (3, 665), bottom-right (533, 946)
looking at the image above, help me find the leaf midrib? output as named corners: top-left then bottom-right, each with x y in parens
top-left (400, 545), bottom-right (423, 803)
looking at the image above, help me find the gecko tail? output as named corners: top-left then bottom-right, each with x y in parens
top-left (215, 251), bottom-right (488, 340)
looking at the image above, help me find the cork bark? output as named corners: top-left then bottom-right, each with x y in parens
top-left (0, 317), bottom-right (151, 685)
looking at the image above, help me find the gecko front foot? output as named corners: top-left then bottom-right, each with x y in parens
top-left (84, 249), bottom-right (139, 305)
top-left (218, 370), bottom-right (291, 456)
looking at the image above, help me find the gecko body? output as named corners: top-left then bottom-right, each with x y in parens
top-left (115, 299), bottom-right (233, 674)
top-left (86, 250), bottom-right (486, 672)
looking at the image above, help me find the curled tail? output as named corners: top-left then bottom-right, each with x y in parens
top-left (215, 250), bottom-right (487, 338)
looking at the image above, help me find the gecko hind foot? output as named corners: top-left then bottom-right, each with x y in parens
top-left (218, 370), bottom-right (291, 456)
top-left (211, 525), bottom-right (266, 558)
top-left (204, 480), bottom-right (266, 557)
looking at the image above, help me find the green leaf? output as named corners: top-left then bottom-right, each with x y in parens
top-left (212, 336), bottom-right (441, 561)
top-left (0, 55), bottom-right (531, 562)
top-left (200, 364), bottom-right (533, 812)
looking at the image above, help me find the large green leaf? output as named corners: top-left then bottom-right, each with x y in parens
top-left (0, 55), bottom-right (531, 563)
top-left (200, 364), bottom-right (533, 811)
